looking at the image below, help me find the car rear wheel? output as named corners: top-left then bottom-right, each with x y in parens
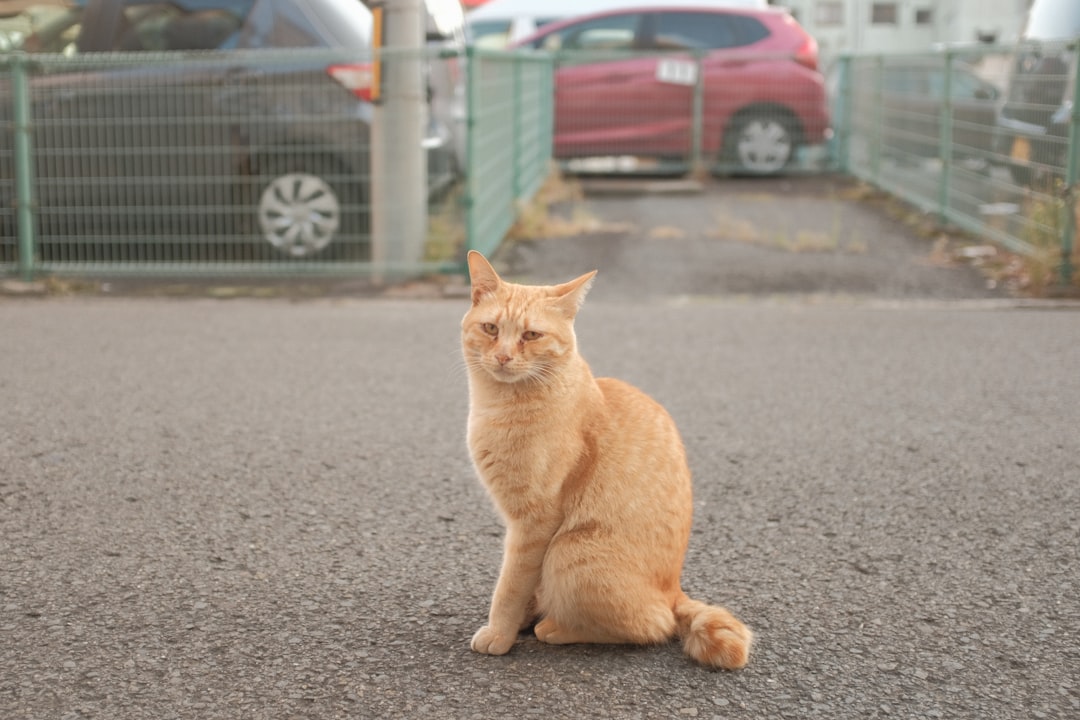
top-left (725, 112), bottom-right (796, 175)
top-left (253, 159), bottom-right (369, 260)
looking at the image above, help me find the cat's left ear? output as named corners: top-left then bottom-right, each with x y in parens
top-left (467, 251), bottom-right (502, 305)
top-left (550, 270), bottom-right (597, 317)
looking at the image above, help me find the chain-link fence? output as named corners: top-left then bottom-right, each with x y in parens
top-left (837, 40), bottom-right (1079, 286)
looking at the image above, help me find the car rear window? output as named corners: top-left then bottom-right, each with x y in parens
top-left (291, 0), bottom-right (371, 48)
top-left (470, 19), bottom-right (511, 47)
top-left (20, 6), bottom-right (83, 53)
top-left (22, 0), bottom-right (255, 52)
top-left (112, 2), bottom-right (248, 50)
top-left (652, 11), bottom-right (768, 51)
top-left (535, 13), bottom-right (641, 51)
top-left (882, 66), bottom-right (922, 94)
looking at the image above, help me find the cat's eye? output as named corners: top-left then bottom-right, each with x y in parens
top-left (481, 322), bottom-right (499, 336)
top-left (522, 330), bottom-right (543, 341)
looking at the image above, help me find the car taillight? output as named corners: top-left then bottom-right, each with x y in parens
top-left (794, 36), bottom-right (818, 72)
top-left (328, 63), bottom-right (377, 102)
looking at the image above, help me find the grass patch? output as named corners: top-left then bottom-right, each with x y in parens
top-left (844, 179), bottom-right (1079, 296)
top-left (707, 204), bottom-right (866, 255)
top-left (506, 169), bottom-right (635, 240)
top-left (1014, 186), bottom-right (1079, 295)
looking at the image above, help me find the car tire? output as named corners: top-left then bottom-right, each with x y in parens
top-left (724, 111), bottom-right (798, 176)
top-left (252, 158), bottom-right (369, 260)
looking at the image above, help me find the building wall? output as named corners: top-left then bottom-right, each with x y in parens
top-left (778, 0), bottom-right (1030, 63)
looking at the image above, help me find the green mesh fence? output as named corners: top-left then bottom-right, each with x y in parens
top-left (1, 46), bottom-right (554, 279)
top-left (2, 49), bottom-right (380, 276)
top-left (838, 41), bottom-right (1079, 286)
top-left (3, 42), bottom-right (1078, 286)
top-left (464, 47), bottom-right (554, 259)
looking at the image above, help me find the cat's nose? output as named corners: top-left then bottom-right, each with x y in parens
top-left (495, 354), bottom-right (511, 366)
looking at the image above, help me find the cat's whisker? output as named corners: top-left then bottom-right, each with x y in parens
top-left (528, 365), bottom-right (558, 388)
top-left (447, 353), bottom-right (473, 381)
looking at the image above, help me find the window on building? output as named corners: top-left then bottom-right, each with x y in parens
top-left (915, 8), bottom-right (933, 25)
top-left (871, 2), bottom-right (898, 24)
top-left (815, 1), bottom-right (844, 27)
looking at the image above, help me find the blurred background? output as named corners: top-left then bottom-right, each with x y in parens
top-left (1, 0), bottom-right (1076, 290)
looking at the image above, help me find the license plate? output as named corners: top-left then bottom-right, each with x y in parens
top-left (1010, 136), bottom-right (1031, 163)
top-left (656, 58), bottom-right (697, 86)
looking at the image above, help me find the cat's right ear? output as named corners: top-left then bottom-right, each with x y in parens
top-left (550, 270), bottom-right (597, 318)
top-left (467, 251), bottom-right (501, 305)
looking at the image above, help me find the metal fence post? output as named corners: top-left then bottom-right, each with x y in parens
top-left (690, 50), bottom-right (705, 175)
top-left (544, 53), bottom-right (555, 167)
top-left (938, 50), bottom-right (955, 225)
top-left (513, 54), bottom-right (523, 201)
top-left (1060, 48), bottom-right (1080, 287)
top-left (11, 52), bottom-right (37, 281)
top-left (871, 55), bottom-right (884, 182)
top-left (836, 54), bottom-right (853, 173)
top-left (464, 46), bottom-right (478, 255)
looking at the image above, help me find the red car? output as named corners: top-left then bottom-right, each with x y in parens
top-left (513, 4), bottom-right (830, 175)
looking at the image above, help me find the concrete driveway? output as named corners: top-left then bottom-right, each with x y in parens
top-left (2, 177), bottom-right (1078, 719)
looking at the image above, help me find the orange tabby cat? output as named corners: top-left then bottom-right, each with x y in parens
top-left (461, 251), bottom-right (752, 669)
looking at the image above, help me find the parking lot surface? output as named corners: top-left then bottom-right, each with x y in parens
top-left (2, 178), bottom-right (1079, 719)
top-left (505, 174), bottom-right (1018, 301)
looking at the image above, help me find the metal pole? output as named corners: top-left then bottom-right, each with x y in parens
top-left (690, 49), bottom-right (704, 176)
top-left (938, 50), bottom-right (955, 225)
top-left (513, 53), bottom-right (523, 201)
top-left (836, 54), bottom-right (852, 173)
top-left (12, 53), bottom-right (38, 281)
top-left (543, 52), bottom-right (555, 170)
top-left (1060, 46), bottom-right (1080, 288)
top-left (371, 0), bottom-right (426, 278)
top-left (872, 55), bottom-right (884, 183)
top-left (463, 45), bottom-right (478, 256)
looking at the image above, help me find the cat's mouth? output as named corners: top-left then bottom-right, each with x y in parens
top-left (488, 364), bottom-right (522, 382)
top-left (486, 361), bottom-right (535, 384)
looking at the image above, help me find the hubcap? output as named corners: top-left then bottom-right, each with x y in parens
top-left (258, 173), bottom-right (340, 257)
top-left (736, 119), bottom-right (792, 174)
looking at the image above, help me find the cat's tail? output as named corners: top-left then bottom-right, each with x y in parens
top-left (673, 592), bottom-right (753, 670)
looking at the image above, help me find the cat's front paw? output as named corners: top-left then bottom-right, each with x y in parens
top-left (470, 625), bottom-right (515, 655)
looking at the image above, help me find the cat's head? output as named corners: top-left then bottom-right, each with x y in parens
top-left (462, 251), bottom-right (596, 385)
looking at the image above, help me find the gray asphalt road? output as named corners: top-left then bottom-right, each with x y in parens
top-left (2, 180), bottom-right (1079, 719)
